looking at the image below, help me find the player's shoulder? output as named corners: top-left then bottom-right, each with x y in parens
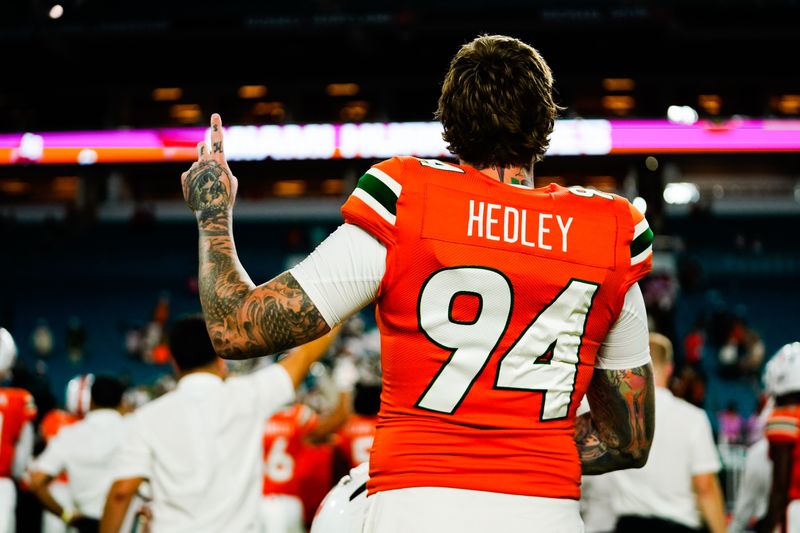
top-left (366, 156), bottom-right (466, 188)
top-left (0, 386), bottom-right (32, 400)
top-left (548, 185), bottom-right (635, 215)
top-left (0, 387), bottom-right (35, 411)
top-left (765, 404), bottom-right (800, 443)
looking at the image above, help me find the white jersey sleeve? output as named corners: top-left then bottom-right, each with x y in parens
top-left (290, 223), bottom-right (386, 328)
top-left (595, 283), bottom-right (651, 370)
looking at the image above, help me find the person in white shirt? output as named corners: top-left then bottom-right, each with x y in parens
top-left (607, 333), bottom-right (726, 533)
top-left (30, 376), bottom-right (127, 533)
top-left (100, 315), bottom-right (338, 533)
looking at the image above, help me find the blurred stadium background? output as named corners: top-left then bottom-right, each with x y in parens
top-left (1, 0), bottom-right (799, 525)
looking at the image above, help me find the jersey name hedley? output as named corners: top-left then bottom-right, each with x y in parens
top-left (467, 200), bottom-right (574, 252)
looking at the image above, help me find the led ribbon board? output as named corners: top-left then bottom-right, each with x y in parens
top-left (0, 119), bottom-right (798, 165)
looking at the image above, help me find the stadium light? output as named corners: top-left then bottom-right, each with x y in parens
top-left (667, 105), bottom-right (699, 125)
top-left (49, 4), bottom-right (64, 19)
top-left (663, 183), bottom-right (700, 205)
top-left (632, 196), bottom-right (647, 214)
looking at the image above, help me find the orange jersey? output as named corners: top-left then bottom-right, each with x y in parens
top-left (336, 415), bottom-right (377, 468)
top-left (341, 156), bottom-right (653, 499)
top-left (262, 404), bottom-right (319, 497)
top-left (40, 409), bottom-right (79, 442)
top-left (766, 405), bottom-right (800, 501)
top-left (0, 388), bottom-right (36, 477)
top-left (297, 443), bottom-right (334, 526)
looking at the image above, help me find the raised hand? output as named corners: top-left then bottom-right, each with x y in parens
top-left (181, 114), bottom-right (238, 226)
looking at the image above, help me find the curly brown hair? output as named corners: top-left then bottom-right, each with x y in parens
top-left (435, 35), bottom-right (560, 168)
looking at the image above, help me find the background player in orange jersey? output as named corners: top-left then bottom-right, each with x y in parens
top-left (762, 342), bottom-right (800, 533)
top-left (182, 34), bottom-right (655, 532)
top-left (261, 395), bottom-right (349, 533)
top-left (261, 334), bottom-right (352, 533)
top-left (335, 384), bottom-right (379, 470)
top-left (0, 328), bottom-right (37, 533)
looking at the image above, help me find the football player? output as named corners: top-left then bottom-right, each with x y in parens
top-left (762, 342), bottom-right (800, 533)
top-left (261, 327), bottom-right (348, 533)
top-left (261, 396), bottom-right (349, 533)
top-left (0, 328), bottom-right (37, 533)
top-left (182, 34), bottom-right (655, 532)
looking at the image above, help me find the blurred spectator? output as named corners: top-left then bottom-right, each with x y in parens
top-left (152, 293), bottom-right (169, 327)
top-left (708, 310), bottom-right (765, 380)
top-left (124, 324), bottom-right (144, 360)
top-left (142, 293), bottom-right (170, 364)
top-left (718, 402), bottom-right (746, 444)
top-left (32, 319), bottom-right (54, 359)
top-left (683, 318), bottom-right (705, 368)
top-left (66, 317), bottom-right (86, 364)
top-left (670, 366), bottom-right (707, 408)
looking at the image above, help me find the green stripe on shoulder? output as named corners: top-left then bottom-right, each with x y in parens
top-left (630, 227), bottom-right (654, 257)
top-left (356, 173), bottom-right (397, 215)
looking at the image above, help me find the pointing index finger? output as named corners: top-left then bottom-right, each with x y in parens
top-left (210, 113), bottom-right (225, 159)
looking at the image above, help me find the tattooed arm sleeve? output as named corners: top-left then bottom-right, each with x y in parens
top-left (574, 363), bottom-right (655, 475)
top-left (197, 220), bottom-right (330, 359)
top-left (183, 115), bottom-right (330, 360)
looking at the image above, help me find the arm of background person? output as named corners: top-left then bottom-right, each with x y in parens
top-left (29, 434), bottom-right (77, 523)
top-left (278, 326), bottom-right (341, 389)
top-left (12, 422), bottom-right (33, 478)
top-left (308, 391), bottom-right (352, 441)
top-left (100, 477), bottom-right (144, 533)
top-left (29, 470), bottom-right (78, 524)
top-left (762, 442), bottom-right (793, 533)
top-left (693, 472), bottom-right (727, 533)
top-left (574, 284), bottom-right (655, 475)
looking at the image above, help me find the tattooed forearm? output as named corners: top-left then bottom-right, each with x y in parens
top-left (575, 364), bottom-right (655, 475)
top-left (185, 158), bottom-right (329, 359)
top-left (198, 230), bottom-right (329, 359)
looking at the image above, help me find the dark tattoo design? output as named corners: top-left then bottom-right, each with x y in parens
top-left (198, 230), bottom-right (329, 359)
top-left (212, 141), bottom-right (223, 153)
top-left (200, 145), bottom-right (205, 156)
top-left (183, 157), bottom-right (330, 359)
top-left (494, 165), bottom-right (505, 183)
top-left (574, 364), bottom-right (655, 475)
top-left (213, 124), bottom-right (219, 132)
top-left (183, 161), bottom-right (231, 216)
top-left (485, 165), bottom-right (533, 187)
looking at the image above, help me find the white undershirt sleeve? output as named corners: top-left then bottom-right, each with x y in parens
top-left (595, 283), bottom-right (651, 370)
top-left (289, 224), bottom-right (386, 328)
